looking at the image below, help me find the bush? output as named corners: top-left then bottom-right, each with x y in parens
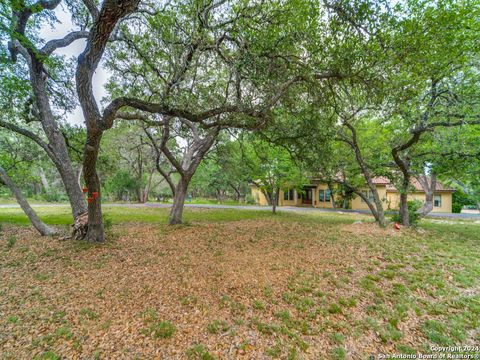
top-left (43, 191), bottom-right (68, 203)
top-left (245, 194), bottom-right (256, 204)
top-left (391, 200), bottom-right (421, 226)
top-left (452, 203), bottom-right (463, 213)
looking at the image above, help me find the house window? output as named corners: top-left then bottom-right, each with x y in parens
top-left (434, 194), bottom-right (442, 207)
top-left (284, 189), bottom-right (295, 201)
top-left (325, 189), bottom-right (332, 202)
top-left (319, 189), bottom-right (332, 203)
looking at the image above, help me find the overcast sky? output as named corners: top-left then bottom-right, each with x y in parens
top-left (40, 6), bottom-right (109, 126)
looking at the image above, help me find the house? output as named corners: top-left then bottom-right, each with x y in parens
top-left (250, 177), bottom-right (455, 213)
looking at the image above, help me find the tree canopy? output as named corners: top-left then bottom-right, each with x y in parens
top-left (0, 0), bottom-right (479, 239)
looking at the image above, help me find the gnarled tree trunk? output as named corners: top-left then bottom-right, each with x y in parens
top-left (417, 172), bottom-right (436, 216)
top-left (398, 177), bottom-right (410, 226)
top-left (29, 54), bottom-right (88, 220)
top-left (354, 189), bottom-right (382, 224)
top-left (391, 131), bottom-right (421, 226)
top-left (145, 121), bottom-right (221, 226)
top-left (343, 122), bottom-right (386, 227)
top-left (170, 178), bottom-right (189, 225)
top-left (3, 45), bottom-right (87, 221)
top-left (272, 187), bottom-right (279, 214)
top-left (76, 0), bottom-right (141, 242)
top-left (0, 166), bottom-right (56, 236)
top-left (83, 131), bottom-right (105, 242)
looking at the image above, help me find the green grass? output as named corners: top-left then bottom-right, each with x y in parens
top-left (79, 308), bottom-right (98, 320)
top-left (0, 205), bottom-right (288, 226)
top-left (188, 197), bottom-right (250, 206)
top-left (186, 344), bottom-right (215, 359)
top-left (0, 202), bottom-right (374, 228)
top-left (0, 196), bottom-right (58, 205)
top-left (206, 320), bottom-right (229, 334)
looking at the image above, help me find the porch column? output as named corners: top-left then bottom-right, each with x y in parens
top-left (312, 188), bottom-right (315, 207)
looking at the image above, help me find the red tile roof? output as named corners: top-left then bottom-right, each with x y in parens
top-left (371, 176), bottom-right (390, 185)
top-left (385, 177), bottom-right (455, 192)
top-left (310, 175), bottom-right (454, 192)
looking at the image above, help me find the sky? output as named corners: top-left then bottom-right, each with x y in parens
top-left (39, 6), bottom-right (109, 126)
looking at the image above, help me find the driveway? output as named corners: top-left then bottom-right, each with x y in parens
top-left (179, 203), bottom-right (480, 219)
top-left (1, 202), bottom-right (478, 219)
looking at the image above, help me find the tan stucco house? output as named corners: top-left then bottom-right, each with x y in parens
top-left (251, 177), bottom-right (455, 213)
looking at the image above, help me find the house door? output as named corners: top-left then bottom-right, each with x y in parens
top-left (302, 189), bottom-right (312, 204)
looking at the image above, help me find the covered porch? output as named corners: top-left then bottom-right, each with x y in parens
top-left (299, 185), bottom-right (317, 207)
top-left (279, 184), bottom-right (335, 208)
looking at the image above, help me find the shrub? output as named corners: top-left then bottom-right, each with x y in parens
top-left (452, 203), bottom-right (462, 213)
top-left (391, 200), bottom-right (421, 226)
top-left (43, 191), bottom-right (67, 203)
top-left (245, 194), bottom-right (255, 204)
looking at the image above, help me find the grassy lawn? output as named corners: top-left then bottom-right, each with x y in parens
top-left (0, 205), bottom-right (273, 227)
top-left (0, 207), bottom-right (479, 359)
top-left (0, 197), bottom-right (60, 205)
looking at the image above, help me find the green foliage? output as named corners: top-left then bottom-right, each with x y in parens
top-left (452, 189), bottom-right (474, 213)
top-left (452, 203), bottom-right (462, 214)
top-left (391, 201), bottom-right (421, 226)
top-left (104, 170), bottom-right (139, 201)
top-left (242, 135), bottom-right (307, 209)
top-left (43, 191), bottom-right (68, 203)
top-left (191, 138), bottom-right (251, 202)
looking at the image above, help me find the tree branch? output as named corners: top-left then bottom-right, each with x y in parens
top-left (40, 31), bottom-right (90, 55)
top-left (81, 0), bottom-right (100, 21)
top-left (0, 120), bottom-right (56, 161)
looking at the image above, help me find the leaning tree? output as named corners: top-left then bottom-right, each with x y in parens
top-left (0, 131), bottom-right (57, 236)
top-left (0, 0), bottom-right (89, 220)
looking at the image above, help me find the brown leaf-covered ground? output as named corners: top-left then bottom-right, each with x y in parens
top-left (1, 210), bottom-right (479, 359)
